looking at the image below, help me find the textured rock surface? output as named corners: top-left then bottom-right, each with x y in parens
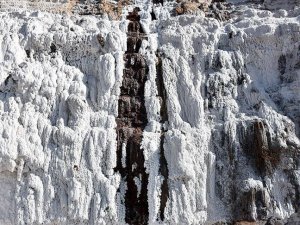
top-left (0, 0), bottom-right (300, 225)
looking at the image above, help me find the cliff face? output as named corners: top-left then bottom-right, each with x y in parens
top-left (0, 0), bottom-right (300, 225)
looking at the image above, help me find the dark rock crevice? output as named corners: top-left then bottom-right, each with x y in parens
top-left (156, 54), bottom-right (169, 221)
top-left (115, 7), bottom-right (149, 225)
top-left (153, 0), bottom-right (164, 5)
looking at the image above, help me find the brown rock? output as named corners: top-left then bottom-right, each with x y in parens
top-left (243, 120), bottom-right (281, 175)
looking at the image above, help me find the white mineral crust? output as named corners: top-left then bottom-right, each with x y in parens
top-left (0, 0), bottom-right (299, 224)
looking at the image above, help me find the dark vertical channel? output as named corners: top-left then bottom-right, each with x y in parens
top-left (156, 55), bottom-right (169, 221)
top-left (115, 7), bottom-right (149, 225)
top-left (153, 0), bottom-right (164, 5)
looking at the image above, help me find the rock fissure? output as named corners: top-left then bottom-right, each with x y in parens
top-left (155, 54), bottom-right (169, 222)
top-left (115, 7), bottom-right (149, 225)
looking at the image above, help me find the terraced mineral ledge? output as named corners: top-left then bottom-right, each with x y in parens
top-left (0, 0), bottom-right (300, 225)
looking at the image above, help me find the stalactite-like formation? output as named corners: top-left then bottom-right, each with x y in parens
top-left (1, 1), bottom-right (300, 224)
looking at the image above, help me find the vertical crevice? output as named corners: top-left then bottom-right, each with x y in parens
top-left (159, 134), bottom-right (169, 221)
top-left (156, 54), bottom-right (169, 221)
top-left (115, 7), bottom-right (149, 225)
top-left (153, 0), bottom-right (164, 5)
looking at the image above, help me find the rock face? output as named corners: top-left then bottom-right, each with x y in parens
top-left (0, 0), bottom-right (300, 225)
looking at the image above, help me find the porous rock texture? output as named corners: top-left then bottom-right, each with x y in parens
top-left (0, 0), bottom-right (300, 225)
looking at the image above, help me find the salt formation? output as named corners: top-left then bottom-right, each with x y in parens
top-left (0, 0), bottom-right (300, 225)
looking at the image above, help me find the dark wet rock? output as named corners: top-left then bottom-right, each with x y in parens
top-left (115, 7), bottom-right (149, 225)
top-left (243, 121), bottom-right (281, 176)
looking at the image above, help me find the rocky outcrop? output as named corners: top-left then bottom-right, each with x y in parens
top-left (244, 121), bottom-right (281, 176)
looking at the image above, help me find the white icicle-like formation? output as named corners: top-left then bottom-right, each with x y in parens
top-left (0, 0), bottom-right (300, 225)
